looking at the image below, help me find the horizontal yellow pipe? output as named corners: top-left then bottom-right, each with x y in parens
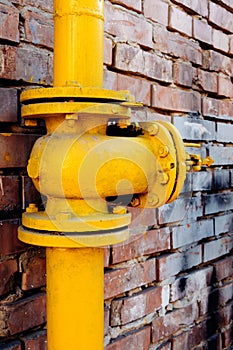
top-left (46, 247), bottom-right (104, 350)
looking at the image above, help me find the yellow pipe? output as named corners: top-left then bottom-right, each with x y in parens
top-left (47, 1), bottom-right (104, 349)
top-left (46, 247), bottom-right (104, 350)
top-left (53, 0), bottom-right (104, 87)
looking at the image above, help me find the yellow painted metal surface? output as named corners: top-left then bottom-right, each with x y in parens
top-left (54, 0), bottom-right (104, 87)
top-left (46, 247), bottom-right (104, 350)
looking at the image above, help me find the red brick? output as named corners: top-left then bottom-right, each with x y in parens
top-left (24, 10), bottom-right (53, 49)
top-left (21, 176), bottom-right (41, 211)
top-left (105, 2), bottom-right (153, 48)
top-left (152, 303), bottom-right (198, 343)
top-left (0, 88), bottom-right (18, 123)
top-left (16, 46), bottom-right (53, 84)
top-left (110, 0), bottom-right (142, 12)
top-left (197, 69), bottom-right (218, 93)
top-left (209, 2), bottom-right (233, 33)
top-left (202, 96), bottom-right (219, 117)
top-left (171, 0), bottom-right (208, 17)
top-left (203, 50), bottom-right (233, 76)
top-left (21, 330), bottom-right (47, 350)
top-left (104, 259), bottom-right (156, 299)
top-left (104, 247), bottom-right (110, 267)
top-left (104, 37), bottom-right (112, 65)
top-left (193, 18), bottom-right (212, 45)
top-left (229, 35), bottom-right (233, 54)
top-left (0, 176), bottom-right (20, 211)
top-left (0, 220), bottom-right (26, 257)
top-left (105, 326), bottom-right (150, 350)
top-left (0, 45), bottom-right (17, 80)
top-left (104, 307), bottom-right (109, 336)
top-left (14, 0), bottom-right (53, 13)
top-left (0, 293), bottom-right (46, 336)
top-left (0, 259), bottom-right (18, 296)
top-left (0, 342), bottom-right (21, 350)
top-left (104, 69), bottom-right (151, 106)
top-left (212, 29), bottom-right (229, 53)
top-left (144, 0), bottom-right (169, 26)
top-left (114, 43), bottom-right (172, 83)
top-left (111, 286), bottom-right (162, 325)
top-left (0, 3), bottom-right (19, 43)
top-left (169, 5), bottom-right (192, 37)
top-left (218, 74), bottom-right (233, 98)
top-left (156, 246), bottom-right (202, 281)
top-left (173, 61), bottom-right (194, 87)
top-left (219, 100), bottom-right (233, 118)
top-left (154, 24), bottom-right (202, 65)
top-left (20, 250), bottom-right (46, 290)
top-left (152, 84), bottom-right (201, 112)
top-left (222, 327), bottom-right (232, 349)
top-left (111, 228), bottom-right (170, 264)
top-left (212, 255), bottom-right (233, 281)
top-left (128, 207), bottom-right (157, 232)
top-left (172, 322), bottom-right (207, 350)
top-left (0, 134), bottom-right (39, 168)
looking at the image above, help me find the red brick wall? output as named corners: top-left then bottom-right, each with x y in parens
top-left (1, 0), bottom-right (233, 349)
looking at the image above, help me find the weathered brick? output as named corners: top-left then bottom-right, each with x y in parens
top-left (218, 74), bottom-right (233, 98)
top-left (111, 228), bottom-right (170, 264)
top-left (110, 0), bottom-right (142, 12)
top-left (105, 2), bottom-right (153, 48)
top-left (212, 29), bottom-right (229, 53)
top-left (105, 326), bottom-right (150, 350)
top-left (197, 69), bottom-right (217, 94)
top-left (222, 327), bottom-right (232, 349)
top-left (15, 0), bottom-right (53, 13)
top-left (170, 0), bottom-right (208, 17)
top-left (153, 24), bottom-right (202, 65)
top-left (152, 303), bottom-right (198, 343)
top-left (203, 235), bottom-right (233, 263)
top-left (215, 213), bottom-right (233, 236)
top-left (208, 145), bottom-right (233, 166)
top-left (104, 259), bottom-right (156, 299)
top-left (0, 219), bottom-right (26, 257)
top-left (128, 207), bottom-right (157, 233)
top-left (104, 306), bottom-right (109, 336)
top-left (0, 341), bottom-right (21, 350)
top-left (204, 192), bottom-right (233, 215)
top-left (152, 85), bottom-right (201, 112)
top-left (168, 5), bottom-right (192, 37)
top-left (0, 45), bottom-right (17, 80)
top-left (16, 46), bottom-right (53, 84)
top-left (0, 134), bottom-right (39, 168)
top-left (20, 250), bottom-right (46, 290)
top-left (114, 43), bottom-right (172, 82)
top-left (0, 259), bottom-right (18, 296)
top-left (172, 219), bottom-right (214, 249)
top-left (158, 194), bottom-right (202, 225)
top-left (144, 0), bottom-right (168, 26)
top-left (104, 37), bottom-right (112, 65)
top-left (192, 171), bottom-right (212, 192)
top-left (157, 246), bottom-right (202, 281)
top-left (21, 176), bottom-right (42, 211)
top-left (24, 10), bottom-right (53, 49)
top-left (170, 267), bottom-right (213, 302)
top-left (0, 176), bottom-right (20, 212)
top-left (203, 50), bottom-right (233, 76)
top-left (219, 99), bottom-right (233, 119)
top-left (173, 61), bottom-right (194, 87)
top-left (0, 3), bottom-right (19, 43)
top-left (213, 169), bottom-right (230, 190)
top-left (111, 286), bottom-right (162, 325)
top-left (193, 18), bottom-right (212, 45)
top-left (213, 255), bottom-right (233, 281)
top-left (104, 69), bottom-right (151, 106)
top-left (0, 89), bottom-right (18, 123)
top-left (173, 115), bottom-right (215, 141)
top-left (21, 330), bottom-right (47, 350)
top-left (229, 35), bottom-right (233, 55)
top-left (209, 2), bottom-right (233, 33)
top-left (172, 322), bottom-right (207, 350)
top-left (202, 96), bottom-right (219, 118)
top-left (0, 293), bottom-right (46, 336)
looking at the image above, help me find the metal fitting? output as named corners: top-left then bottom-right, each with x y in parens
top-left (26, 203), bottom-right (38, 213)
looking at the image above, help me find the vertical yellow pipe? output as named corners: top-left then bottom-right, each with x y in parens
top-left (53, 0), bottom-right (104, 87)
top-left (46, 247), bottom-right (104, 350)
